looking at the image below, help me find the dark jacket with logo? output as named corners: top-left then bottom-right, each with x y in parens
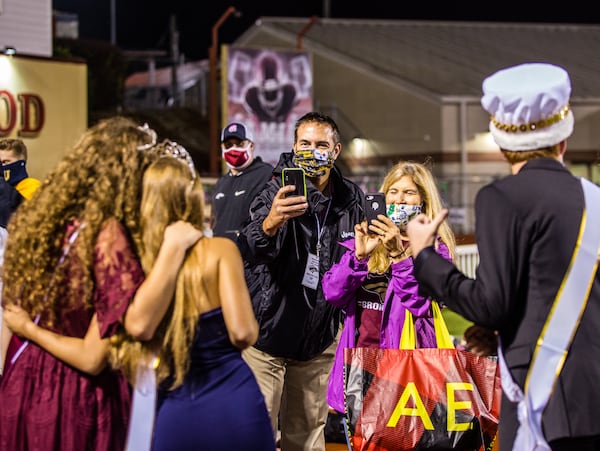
top-left (238, 152), bottom-right (364, 360)
top-left (211, 157), bottom-right (274, 241)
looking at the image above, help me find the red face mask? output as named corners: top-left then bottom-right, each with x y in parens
top-left (223, 147), bottom-right (251, 169)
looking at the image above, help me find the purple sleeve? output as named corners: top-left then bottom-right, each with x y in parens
top-left (390, 237), bottom-right (452, 317)
top-left (389, 256), bottom-right (431, 317)
top-left (385, 237), bottom-right (453, 348)
top-left (93, 219), bottom-right (145, 338)
top-left (435, 237), bottom-right (452, 264)
top-left (322, 240), bottom-right (368, 308)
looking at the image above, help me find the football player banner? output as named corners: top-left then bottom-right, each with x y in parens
top-left (222, 46), bottom-right (313, 167)
top-left (344, 304), bottom-right (501, 451)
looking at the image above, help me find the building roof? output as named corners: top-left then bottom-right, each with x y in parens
top-left (236, 18), bottom-right (600, 103)
top-left (125, 60), bottom-right (208, 90)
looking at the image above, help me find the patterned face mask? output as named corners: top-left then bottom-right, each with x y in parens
top-left (386, 204), bottom-right (422, 231)
top-left (292, 148), bottom-right (334, 177)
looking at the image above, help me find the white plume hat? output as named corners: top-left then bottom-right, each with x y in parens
top-left (481, 62), bottom-right (574, 151)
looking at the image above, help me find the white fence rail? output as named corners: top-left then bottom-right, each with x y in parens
top-left (455, 244), bottom-right (479, 279)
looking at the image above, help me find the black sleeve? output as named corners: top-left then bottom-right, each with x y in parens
top-left (0, 179), bottom-right (24, 228)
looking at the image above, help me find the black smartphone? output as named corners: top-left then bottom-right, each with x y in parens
top-left (365, 192), bottom-right (386, 228)
top-left (282, 168), bottom-right (307, 197)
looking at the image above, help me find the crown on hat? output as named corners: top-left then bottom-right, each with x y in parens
top-left (481, 63), bottom-right (574, 151)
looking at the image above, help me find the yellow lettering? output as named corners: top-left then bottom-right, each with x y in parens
top-left (387, 382), bottom-right (434, 430)
top-left (447, 382), bottom-right (473, 431)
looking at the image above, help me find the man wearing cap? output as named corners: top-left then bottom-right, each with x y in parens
top-left (211, 122), bottom-right (273, 241)
top-left (407, 62), bottom-right (600, 451)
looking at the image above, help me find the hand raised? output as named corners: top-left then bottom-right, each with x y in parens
top-left (163, 220), bottom-right (203, 251)
top-left (406, 209), bottom-right (448, 257)
top-left (354, 221), bottom-right (379, 260)
top-left (369, 215), bottom-right (404, 256)
top-left (262, 185), bottom-right (308, 236)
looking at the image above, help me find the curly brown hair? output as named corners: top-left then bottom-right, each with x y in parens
top-left (2, 116), bottom-right (157, 327)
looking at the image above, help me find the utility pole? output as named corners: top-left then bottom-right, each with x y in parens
top-left (110, 0), bottom-right (116, 45)
top-left (170, 15), bottom-right (180, 107)
top-left (208, 6), bottom-right (239, 176)
top-left (322, 0), bottom-right (331, 18)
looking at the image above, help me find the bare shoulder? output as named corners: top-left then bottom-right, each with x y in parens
top-left (200, 237), bottom-right (242, 259)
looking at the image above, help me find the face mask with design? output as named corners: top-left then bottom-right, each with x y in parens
top-left (387, 203), bottom-right (422, 231)
top-left (223, 144), bottom-right (252, 170)
top-left (3, 160), bottom-right (28, 186)
top-left (292, 148), bottom-right (334, 177)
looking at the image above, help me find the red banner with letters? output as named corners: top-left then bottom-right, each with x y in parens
top-left (344, 347), bottom-right (501, 451)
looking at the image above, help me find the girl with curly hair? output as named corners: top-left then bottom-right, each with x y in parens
top-left (0, 117), bottom-right (199, 451)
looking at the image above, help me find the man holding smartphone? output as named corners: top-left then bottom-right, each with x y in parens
top-left (237, 112), bottom-right (364, 451)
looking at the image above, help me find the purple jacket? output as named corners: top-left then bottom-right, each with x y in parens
top-left (322, 237), bottom-right (452, 413)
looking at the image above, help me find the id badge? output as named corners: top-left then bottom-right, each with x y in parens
top-left (301, 252), bottom-right (320, 290)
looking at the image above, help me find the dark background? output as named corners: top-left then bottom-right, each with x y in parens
top-left (53, 1), bottom-right (600, 61)
top-left (50, 1), bottom-right (600, 177)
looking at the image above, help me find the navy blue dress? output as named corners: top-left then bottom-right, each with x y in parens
top-left (152, 307), bottom-right (276, 451)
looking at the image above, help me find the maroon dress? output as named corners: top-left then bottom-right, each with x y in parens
top-left (0, 219), bottom-right (144, 451)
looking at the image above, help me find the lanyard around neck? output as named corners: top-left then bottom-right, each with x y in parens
top-left (315, 198), bottom-right (332, 258)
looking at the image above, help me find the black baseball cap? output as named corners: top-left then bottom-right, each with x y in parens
top-left (221, 122), bottom-right (253, 142)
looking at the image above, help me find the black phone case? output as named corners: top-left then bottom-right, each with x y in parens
top-left (365, 192), bottom-right (386, 226)
top-left (282, 168), bottom-right (307, 197)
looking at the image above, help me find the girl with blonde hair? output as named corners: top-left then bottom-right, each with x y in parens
top-left (322, 160), bottom-right (456, 414)
top-left (110, 143), bottom-right (275, 451)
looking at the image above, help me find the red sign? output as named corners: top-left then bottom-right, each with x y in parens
top-left (0, 90), bottom-right (45, 137)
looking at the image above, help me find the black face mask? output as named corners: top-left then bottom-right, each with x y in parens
top-left (3, 160), bottom-right (28, 186)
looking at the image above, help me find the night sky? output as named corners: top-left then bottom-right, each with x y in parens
top-left (52, 0), bottom-right (600, 62)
